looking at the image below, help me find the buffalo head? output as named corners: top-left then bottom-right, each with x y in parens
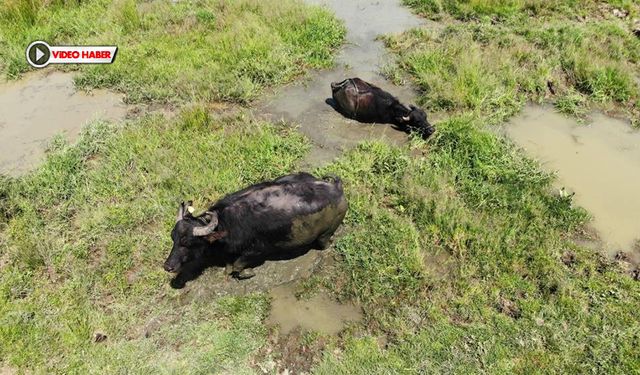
top-left (163, 201), bottom-right (221, 273)
top-left (399, 105), bottom-right (435, 138)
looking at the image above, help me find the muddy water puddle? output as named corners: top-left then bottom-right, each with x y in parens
top-left (258, 0), bottom-right (427, 166)
top-left (506, 106), bottom-right (640, 261)
top-left (0, 71), bottom-right (127, 175)
top-left (307, 0), bottom-right (425, 73)
top-left (174, 250), bottom-right (362, 335)
top-left (267, 283), bottom-right (362, 335)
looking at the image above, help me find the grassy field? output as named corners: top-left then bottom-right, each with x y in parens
top-left (314, 128), bottom-right (639, 373)
top-left (306, 1), bottom-right (640, 373)
top-left (1, 0), bottom-right (640, 374)
top-left (0, 0), bottom-right (345, 103)
top-left (2, 115), bottom-right (637, 373)
top-left (0, 0), bottom-right (339, 372)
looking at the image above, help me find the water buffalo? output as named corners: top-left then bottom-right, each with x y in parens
top-left (330, 78), bottom-right (435, 138)
top-left (163, 172), bottom-right (348, 279)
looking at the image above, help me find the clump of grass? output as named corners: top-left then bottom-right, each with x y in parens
top-left (568, 59), bottom-right (635, 103)
top-left (0, 108), bottom-right (309, 372)
top-left (0, 0), bottom-right (42, 26)
top-left (385, 27), bottom-right (530, 124)
top-left (316, 117), bottom-right (639, 372)
top-left (0, 0), bottom-right (346, 104)
top-left (385, 17), bottom-right (640, 123)
top-left (555, 90), bottom-right (589, 117)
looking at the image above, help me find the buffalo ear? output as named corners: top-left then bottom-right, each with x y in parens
top-left (409, 104), bottom-right (417, 110)
top-left (205, 230), bottom-right (227, 243)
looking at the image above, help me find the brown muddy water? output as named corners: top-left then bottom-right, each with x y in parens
top-left (267, 283), bottom-right (362, 335)
top-left (506, 106), bottom-right (640, 261)
top-left (259, 0), bottom-right (427, 166)
top-left (0, 71), bottom-right (127, 176)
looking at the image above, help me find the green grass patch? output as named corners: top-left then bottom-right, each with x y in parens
top-left (384, 17), bottom-right (640, 124)
top-left (315, 119), bottom-right (640, 373)
top-left (0, 0), bottom-right (345, 104)
top-left (0, 108), bottom-right (309, 372)
top-left (404, 0), bottom-right (639, 20)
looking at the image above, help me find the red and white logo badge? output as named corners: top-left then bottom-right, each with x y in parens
top-left (26, 41), bottom-right (117, 68)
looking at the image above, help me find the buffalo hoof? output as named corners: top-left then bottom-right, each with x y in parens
top-left (225, 263), bottom-right (234, 275)
top-left (236, 268), bottom-right (256, 280)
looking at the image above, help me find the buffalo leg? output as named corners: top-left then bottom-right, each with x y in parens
top-left (232, 255), bottom-right (256, 280)
top-left (237, 268), bottom-right (255, 279)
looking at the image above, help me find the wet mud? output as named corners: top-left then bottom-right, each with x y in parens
top-left (267, 283), bottom-right (362, 335)
top-left (174, 249), bottom-right (330, 301)
top-left (506, 105), bottom-right (640, 261)
top-left (171, 238), bottom-right (364, 334)
top-left (258, 0), bottom-right (426, 166)
top-left (0, 70), bottom-right (127, 175)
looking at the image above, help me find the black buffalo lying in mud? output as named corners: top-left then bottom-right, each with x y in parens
top-left (330, 77), bottom-right (435, 138)
top-left (163, 173), bottom-right (348, 280)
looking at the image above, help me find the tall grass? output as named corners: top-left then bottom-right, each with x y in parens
top-left (384, 17), bottom-right (640, 124)
top-left (0, 0), bottom-right (345, 104)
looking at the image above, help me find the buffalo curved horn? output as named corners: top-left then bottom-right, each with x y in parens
top-left (176, 202), bottom-right (185, 223)
top-left (401, 104), bottom-right (412, 122)
top-left (192, 211), bottom-right (219, 236)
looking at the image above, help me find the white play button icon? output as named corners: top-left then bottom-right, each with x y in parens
top-left (35, 47), bottom-right (44, 62)
top-left (26, 41), bottom-right (51, 68)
